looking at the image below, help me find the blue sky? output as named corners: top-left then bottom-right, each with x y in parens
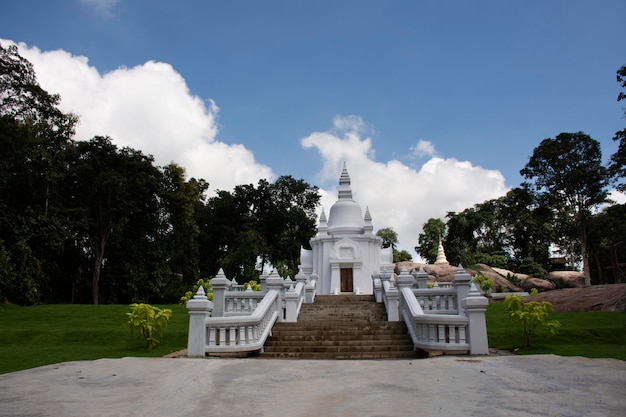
top-left (2, 0), bottom-right (625, 253)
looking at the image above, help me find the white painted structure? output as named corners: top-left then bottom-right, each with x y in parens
top-left (185, 164), bottom-right (490, 357)
top-left (300, 164), bottom-right (387, 295)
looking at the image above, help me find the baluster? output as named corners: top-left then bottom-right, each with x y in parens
top-left (459, 326), bottom-right (466, 344)
top-left (449, 325), bottom-right (457, 344)
top-left (437, 324), bottom-right (445, 342)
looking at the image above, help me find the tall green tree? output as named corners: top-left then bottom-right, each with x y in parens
top-left (68, 137), bottom-right (163, 304)
top-left (199, 176), bottom-right (320, 281)
top-left (521, 132), bottom-right (610, 286)
top-left (609, 65), bottom-right (626, 192)
top-left (0, 43), bottom-right (77, 304)
top-left (416, 218), bottom-right (446, 264)
top-left (376, 227), bottom-right (398, 250)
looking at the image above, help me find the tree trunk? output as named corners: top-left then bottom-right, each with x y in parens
top-left (91, 236), bottom-right (107, 305)
top-left (580, 227), bottom-right (591, 287)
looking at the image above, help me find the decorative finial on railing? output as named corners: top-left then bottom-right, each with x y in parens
top-left (193, 285), bottom-right (208, 300)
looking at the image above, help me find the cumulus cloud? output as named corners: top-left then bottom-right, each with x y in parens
top-left (4, 39), bottom-right (274, 193)
top-left (302, 116), bottom-right (510, 255)
top-left (410, 139), bottom-right (437, 158)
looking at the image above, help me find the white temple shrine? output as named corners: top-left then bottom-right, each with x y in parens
top-left (299, 163), bottom-right (392, 295)
top-left (186, 163), bottom-right (490, 358)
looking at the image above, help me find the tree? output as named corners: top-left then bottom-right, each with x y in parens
top-left (68, 137), bottom-right (163, 304)
top-left (376, 227), bottom-right (398, 250)
top-left (0, 42), bottom-right (77, 304)
top-left (416, 218), bottom-right (446, 264)
top-left (376, 227), bottom-right (412, 262)
top-left (609, 65), bottom-right (626, 192)
top-left (521, 132), bottom-right (610, 286)
top-left (199, 176), bottom-right (320, 281)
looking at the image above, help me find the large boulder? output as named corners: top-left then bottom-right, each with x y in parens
top-left (548, 271), bottom-right (585, 288)
top-left (528, 284), bottom-right (626, 312)
top-left (470, 264), bottom-right (521, 293)
top-left (394, 262), bottom-right (460, 282)
top-left (521, 277), bottom-right (555, 292)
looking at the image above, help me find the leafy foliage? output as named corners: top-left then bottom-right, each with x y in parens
top-left (180, 278), bottom-right (213, 303)
top-left (609, 65), bottom-right (626, 192)
top-left (472, 275), bottom-right (493, 293)
top-left (521, 132), bottom-right (610, 286)
top-left (126, 303), bottom-right (172, 349)
top-left (416, 218), bottom-right (446, 264)
top-left (503, 294), bottom-right (561, 347)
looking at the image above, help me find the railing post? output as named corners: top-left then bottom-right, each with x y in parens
top-left (259, 271), bottom-right (268, 294)
top-left (452, 264), bottom-right (472, 309)
top-left (461, 283), bottom-right (490, 355)
top-left (266, 270), bottom-right (285, 321)
top-left (284, 287), bottom-right (299, 322)
top-left (305, 272), bottom-right (318, 303)
top-left (395, 267), bottom-right (415, 321)
top-left (295, 267), bottom-right (307, 287)
top-left (186, 286), bottom-right (212, 357)
top-left (210, 268), bottom-right (230, 317)
top-left (372, 273), bottom-right (382, 302)
top-left (411, 266), bottom-right (428, 289)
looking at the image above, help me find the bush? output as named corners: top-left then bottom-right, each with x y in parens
top-left (126, 303), bottom-right (172, 349)
top-left (472, 275), bottom-right (493, 294)
top-left (180, 278), bottom-right (213, 303)
top-left (503, 294), bottom-right (560, 347)
top-left (243, 280), bottom-right (261, 291)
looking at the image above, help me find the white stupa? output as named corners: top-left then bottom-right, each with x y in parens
top-left (434, 237), bottom-right (449, 265)
top-left (299, 163), bottom-right (389, 295)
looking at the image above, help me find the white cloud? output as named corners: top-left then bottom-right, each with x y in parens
top-left (410, 139), bottom-right (437, 158)
top-left (80, 0), bottom-right (118, 16)
top-left (302, 116), bottom-right (510, 255)
top-left (4, 39), bottom-right (274, 193)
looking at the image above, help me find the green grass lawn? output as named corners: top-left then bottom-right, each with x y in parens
top-left (1, 302), bottom-right (625, 375)
top-left (0, 303), bottom-right (189, 374)
top-left (486, 302), bottom-right (626, 360)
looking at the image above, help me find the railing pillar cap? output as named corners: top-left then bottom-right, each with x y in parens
top-left (194, 286), bottom-right (207, 299)
top-left (452, 264), bottom-right (472, 284)
top-left (210, 268), bottom-right (231, 289)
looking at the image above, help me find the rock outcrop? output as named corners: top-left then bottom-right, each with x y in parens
top-left (528, 284), bottom-right (626, 312)
top-left (548, 271), bottom-right (585, 288)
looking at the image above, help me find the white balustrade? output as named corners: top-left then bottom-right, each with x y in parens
top-left (204, 290), bottom-right (281, 353)
top-left (400, 286), bottom-right (469, 352)
top-left (412, 288), bottom-right (457, 314)
top-left (224, 292), bottom-right (265, 316)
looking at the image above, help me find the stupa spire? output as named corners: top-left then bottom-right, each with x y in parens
top-left (434, 236), bottom-right (449, 265)
top-left (337, 162), bottom-right (353, 200)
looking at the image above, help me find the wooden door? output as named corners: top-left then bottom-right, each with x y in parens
top-left (340, 268), bottom-right (353, 293)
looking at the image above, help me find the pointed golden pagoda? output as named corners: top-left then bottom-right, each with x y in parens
top-left (434, 236), bottom-right (449, 265)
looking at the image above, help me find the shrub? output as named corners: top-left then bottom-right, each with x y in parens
top-left (243, 280), bottom-right (261, 291)
top-left (126, 303), bottom-right (172, 349)
top-left (503, 294), bottom-right (560, 347)
top-left (472, 275), bottom-right (493, 294)
top-left (180, 278), bottom-right (213, 303)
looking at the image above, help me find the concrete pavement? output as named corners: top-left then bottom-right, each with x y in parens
top-left (1, 355), bottom-right (625, 416)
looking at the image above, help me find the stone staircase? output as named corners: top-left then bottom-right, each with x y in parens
top-left (258, 295), bottom-right (423, 359)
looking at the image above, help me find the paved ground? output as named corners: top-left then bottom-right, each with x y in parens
top-left (1, 355), bottom-right (625, 417)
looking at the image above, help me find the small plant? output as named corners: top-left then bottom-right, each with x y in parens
top-left (180, 278), bottom-right (213, 303)
top-left (505, 272), bottom-right (521, 287)
top-left (529, 288), bottom-right (539, 296)
top-left (472, 275), bottom-right (493, 295)
top-left (243, 280), bottom-right (261, 291)
top-left (126, 303), bottom-right (172, 349)
top-left (503, 294), bottom-right (560, 347)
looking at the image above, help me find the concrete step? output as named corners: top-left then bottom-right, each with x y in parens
top-left (260, 295), bottom-right (421, 359)
top-left (257, 351), bottom-right (421, 360)
top-left (263, 344), bottom-right (414, 353)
